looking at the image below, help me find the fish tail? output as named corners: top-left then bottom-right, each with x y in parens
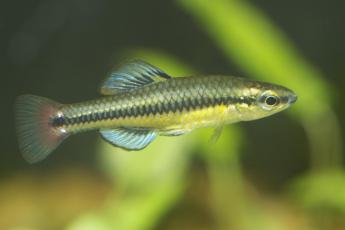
top-left (15, 95), bottom-right (69, 163)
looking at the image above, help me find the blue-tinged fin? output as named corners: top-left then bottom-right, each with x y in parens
top-left (100, 60), bottom-right (172, 95)
top-left (99, 127), bottom-right (158, 150)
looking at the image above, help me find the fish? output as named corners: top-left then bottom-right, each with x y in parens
top-left (15, 60), bottom-right (297, 163)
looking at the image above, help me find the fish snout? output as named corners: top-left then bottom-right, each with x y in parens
top-left (288, 93), bottom-right (298, 104)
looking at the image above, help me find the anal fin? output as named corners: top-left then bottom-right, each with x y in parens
top-left (99, 127), bottom-right (157, 150)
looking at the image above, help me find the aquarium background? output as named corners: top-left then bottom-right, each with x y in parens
top-left (1, 0), bottom-right (345, 229)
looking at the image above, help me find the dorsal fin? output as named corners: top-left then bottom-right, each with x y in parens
top-left (100, 60), bottom-right (172, 95)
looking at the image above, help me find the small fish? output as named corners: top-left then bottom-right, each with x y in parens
top-left (15, 60), bottom-right (297, 163)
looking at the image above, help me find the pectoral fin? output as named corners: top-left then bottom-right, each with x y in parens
top-left (209, 126), bottom-right (224, 143)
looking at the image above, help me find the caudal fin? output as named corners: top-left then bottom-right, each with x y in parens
top-left (15, 95), bottom-right (69, 163)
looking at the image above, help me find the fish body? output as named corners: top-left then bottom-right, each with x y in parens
top-left (15, 60), bottom-right (297, 163)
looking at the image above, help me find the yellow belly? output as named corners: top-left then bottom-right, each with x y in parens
top-left (111, 105), bottom-right (235, 130)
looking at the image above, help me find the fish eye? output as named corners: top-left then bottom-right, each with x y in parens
top-left (258, 92), bottom-right (280, 110)
top-left (265, 96), bottom-right (278, 106)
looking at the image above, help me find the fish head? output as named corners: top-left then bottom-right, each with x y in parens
top-left (234, 81), bottom-right (297, 121)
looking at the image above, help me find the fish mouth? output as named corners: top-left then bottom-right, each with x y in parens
top-left (288, 93), bottom-right (298, 104)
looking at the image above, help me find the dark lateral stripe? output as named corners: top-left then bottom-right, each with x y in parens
top-left (51, 115), bottom-right (66, 127)
top-left (64, 95), bottom-right (255, 125)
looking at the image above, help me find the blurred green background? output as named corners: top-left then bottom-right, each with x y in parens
top-left (1, 0), bottom-right (345, 229)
